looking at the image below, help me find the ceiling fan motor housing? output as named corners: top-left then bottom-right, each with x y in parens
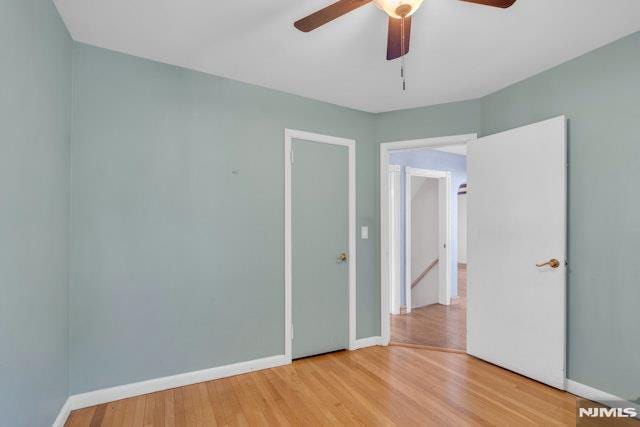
top-left (374, 0), bottom-right (425, 19)
top-left (396, 4), bottom-right (412, 17)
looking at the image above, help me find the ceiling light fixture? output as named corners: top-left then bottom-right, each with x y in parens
top-left (294, 0), bottom-right (517, 90)
top-left (372, 1), bottom-right (424, 90)
top-left (373, 0), bottom-right (425, 19)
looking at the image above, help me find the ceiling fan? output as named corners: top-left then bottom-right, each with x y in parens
top-left (294, 0), bottom-right (517, 61)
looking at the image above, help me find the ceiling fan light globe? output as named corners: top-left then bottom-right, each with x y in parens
top-left (373, 0), bottom-right (425, 18)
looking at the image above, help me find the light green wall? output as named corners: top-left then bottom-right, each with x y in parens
top-left (376, 99), bottom-right (482, 143)
top-left (376, 31), bottom-right (640, 401)
top-left (481, 32), bottom-right (640, 401)
top-left (68, 29), bottom-right (638, 401)
top-left (0, 0), bottom-right (634, 415)
top-left (0, 0), bottom-right (71, 425)
top-left (69, 43), bottom-right (378, 393)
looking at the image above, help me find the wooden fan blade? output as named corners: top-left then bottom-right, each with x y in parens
top-left (294, 0), bottom-right (372, 32)
top-left (387, 17), bottom-right (411, 61)
top-left (459, 0), bottom-right (517, 8)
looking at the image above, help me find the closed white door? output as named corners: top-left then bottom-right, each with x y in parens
top-left (467, 116), bottom-right (567, 389)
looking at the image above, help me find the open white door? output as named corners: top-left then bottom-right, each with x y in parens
top-left (405, 167), bottom-right (451, 311)
top-left (467, 116), bottom-right (567, 389)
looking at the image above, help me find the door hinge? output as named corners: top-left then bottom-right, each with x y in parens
top-left (291, 324), bottom-right (294, 341)
top-left (290, 149), bottom-right (294, 165)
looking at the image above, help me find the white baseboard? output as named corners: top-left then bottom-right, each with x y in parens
top-left (567, 379), bottom-right (640, 417)
top-left (54, 341), bottom-right (386, 425)
top-left (353, 336), bottom-right (385, 349)
top-left (66, 354), bottom-right (288, 414)
top-left (53, 359), bottom-right (638, 426)
top-left (52, 397), bottom-right (72, 427)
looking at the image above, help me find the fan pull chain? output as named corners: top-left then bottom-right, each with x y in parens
top-left (401, 56), bottom-right (406, 91)
top-left (400, 18), bottom-right (407, 91)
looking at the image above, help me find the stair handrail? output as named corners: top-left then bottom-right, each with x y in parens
top-left (411, 258), bottom-right (439, 289)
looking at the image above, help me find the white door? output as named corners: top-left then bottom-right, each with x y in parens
top-left (405, 168), bottom-right (451, 311)
top-left (467, 116), bottom-right (567, 389)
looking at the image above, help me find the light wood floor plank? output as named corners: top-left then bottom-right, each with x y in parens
top-left (403, 348), bottom-right (565, 425)
top-left (66, 405), bottom-right (96, 427)
top-left (392, 266), bottom-right (467, 350)
top-left (67, 346), bottom-right (602, 426)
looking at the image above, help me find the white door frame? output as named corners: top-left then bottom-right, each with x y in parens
top-left (284, 129), bottom-right (357, 362)
top-left (388, 165), bottom-right (402, 315)
top-left (404, 167), bottom-right (452, 312)
top-left (380, 134), bottom-right (477, 345)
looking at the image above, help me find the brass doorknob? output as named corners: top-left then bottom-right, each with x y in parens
top-left (536, 259), bottom-right (560, 269)
top-left (337, 252), bottom-right (348, 263)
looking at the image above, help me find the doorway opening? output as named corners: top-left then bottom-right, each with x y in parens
top-left (381, 118), bottom-right (567, 388)
top-left (386, 144), bottom-right (468, 351)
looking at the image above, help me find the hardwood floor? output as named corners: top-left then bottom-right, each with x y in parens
top-left (391, 265), bottom-right (467, 350)
top-left (66, 345), bottom-right (583, 426)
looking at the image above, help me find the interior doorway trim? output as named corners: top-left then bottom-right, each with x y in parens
top-left (284, 129), bottom-right (357, 362)
top-left (404, 167), bottom-right (452, 312)
top-left (388, 165), bottom-right (402, 315)
top-left (380, 134), bottom-right (477, 345)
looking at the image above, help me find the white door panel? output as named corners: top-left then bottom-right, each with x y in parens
top-left (467, 116), bottom-right (566, 389)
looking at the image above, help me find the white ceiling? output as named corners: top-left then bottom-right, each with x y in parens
top-left (54, 0), bottom-right (640, 113)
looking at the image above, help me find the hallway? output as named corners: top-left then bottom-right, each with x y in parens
top-left (391, 265), bottom-right (467, 351)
